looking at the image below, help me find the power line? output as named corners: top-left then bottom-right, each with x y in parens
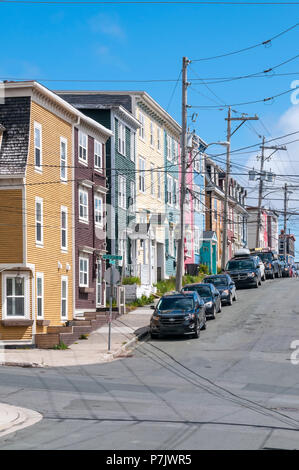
top-left (191, 22), bottom-right (299, 62)
top-left (0, 1), bottom-right (299, 4)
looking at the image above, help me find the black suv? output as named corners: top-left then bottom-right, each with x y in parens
top-left (150, 291), bottom-right (206, 339)
top-left (225, 255), bottom-right (262, 288)
top-left (252, 250), bottom-right (282, 279)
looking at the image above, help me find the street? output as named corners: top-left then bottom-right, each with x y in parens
top-left (0, 277), bottom-right (299, 450)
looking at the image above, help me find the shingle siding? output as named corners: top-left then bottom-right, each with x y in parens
top-left (0, 96), bottom-right (31, 175)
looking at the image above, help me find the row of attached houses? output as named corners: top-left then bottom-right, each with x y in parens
top-left (0, 80), bottom-right (251, 347)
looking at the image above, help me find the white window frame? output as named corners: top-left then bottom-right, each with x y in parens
top-left (79, 256), bottom-right (89, 287)
top-left (194, 227), bottom-right (200, 254)
top-left (60, 137), bottom-right (67, 182)
top-left (167, 175), bottom-right (172, 205)
top-left (150, 121), bottom-right (154, 147)
top-left (169, 229), bottom-right (174, 257)
top-left (139, 157), bottom-right (146, 193)
top-left (129, 181), bottom-right (136, 213)
top-left (157, 170), bottom-right (162, 200)
top-left (61, 276), bottom-right (68, 320)
top-left (2, 272), bottom-right (30, 319)
top-left (139, 112), bottom-right (145, 140)
top-left (166, 135), bottom-right (172, 162)
top-left (157, 127), bottom-right (161, 151)
top-left (173, 179), bottom-right (178, 207)
top-left (118, 176), bottom-right (126, 210)
top-left (34, 122), bottom-right (42, 173)
top-left (94, 140), bottom-right (103, 172)
top-left (150, 163), bottom-right (155, 197)
top-left (35, 196), bottom-right (43, 247)
top-left (130, 132), bottom-right (135, 162)
top-left (94, 193), bottom-right (103, 227)
top-left (79, 187), bottom-right (89, 223)
top-left (61, 206), bottom-right (68, 252)
top-left (118, 121), bottom-right (126, 156)
top-left (78, 131), bottom-right (88, 164)
top-left (36, 272), bottom-right (44, 319)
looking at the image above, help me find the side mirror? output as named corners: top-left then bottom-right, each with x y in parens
top-left (150, 305), bottom-right (155, 310)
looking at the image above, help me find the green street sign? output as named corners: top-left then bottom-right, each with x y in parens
top-left (109, 260), bottom-right (116, 265)
top-left (103, 254), bottom-right (122, 261)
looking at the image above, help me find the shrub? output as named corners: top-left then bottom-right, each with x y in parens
top-left (53, 342), bottom-right (68, 350)
top-left (122, 276), bottom-right (141, 285)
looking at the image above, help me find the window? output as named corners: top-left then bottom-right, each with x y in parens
top-left (79, 188), bottom-right (88, 222)
top-left (34, 122), bottom-right (42, 171)
top-left (118, 176), bottom-right (126, 209)
top-left (79, 257), bottom-right (89, 287)
top-left (5, 276), bottom-right (25, 317)
top-left (139, 157), bottom-right (146, 193)
top-left (139, 112), bottom-right (145, 140)
top-left (166, 135), bottom-right (172, 161)
top-left (150, 121), bottom-right (154, 147)
top-left (35, 197), bottom-right (43, 246)
top-left (94, 140), bottom-right (103, 170)
top-left (61, 276), bottom-right (68, 319)
top-left (167, 175), bottom-right (172, 205)
top-left (130, 132), bottom-right (135, 162)
top-left (118, 121), bottom-right (126, 155)
top-left (61, 206), bottom-right (68, 251)
top-left (157, 127), bottom-right (161, 151)
top-left (36, 273), bottom-right (44, 319)
top-left (79, 131), bottom-right (87, 163)
top-left (150, 163), bottom-right (155, 196)
top-left (214, 199), bottom-right (217, 220)
top-left (169, 229), bottom-right (174, 257)
top-left (173, 179), bottom-right (178, 207)
top-left (118, 238), bottom-right (126, 266)
top-left (94, 194), bottom-right (103, 227)
top-left (60, 138), bottom-right (67, 181)
top-left (186, 232), bottom-right (192, 258)
top-left (194, 228), bottom-right (200, 254)
top-left (157, 171), bottom-right (162, 200)
top-left (129, 181), bottom-right (135, 213)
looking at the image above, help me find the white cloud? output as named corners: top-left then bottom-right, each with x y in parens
top-left (88, 14), bottom-right (126, 40)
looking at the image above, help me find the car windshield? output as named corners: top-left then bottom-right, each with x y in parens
top-left (183, 285), bottom-right (211, 297)
top-left (204, 277), bottom-right (227, 286)
top-left (226, 259), bottom-right (255, 270)
top-left (157, 297), bottom-right (194, 311)
top-left (256, 253), bottom-right (272, 262)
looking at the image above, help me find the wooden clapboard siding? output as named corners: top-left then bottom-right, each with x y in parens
top-left (0, 189), bottom-right (23, 263)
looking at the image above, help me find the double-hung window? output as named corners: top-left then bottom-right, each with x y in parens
top-left (79, 188), bottom-right (88, 223)
top-left (150, 163), bottom-right (155, 196)
top-left (61, 206), bottom-right (68, 251)
top-left (60, 137), bottom-right (67, 181)
top-left (150, 122), bottom-right (154, 147)
top-left (167, 175), bottom-right (172, 205)
top-left (5, 275), bottom-right (26, 317)
top-left (139, 157), bottom-right (146, 193)
top-left (118, 176), bottom-right (126, 210)
top-left (36, 273), bottom-right (44, 319)
top-left (79, 131), bottom-right (87, 164)
top-left (157, 127), bottom-right (161, 151)
top-left (94, 194), bottom-right (103, 227)
top-left (79, 257), bottom-right (89, 287)
top-left (118, 121), bottom-right (126, 155)
top-left (173, 179), bottom-right (178, 207)
top-left (166, 135), bottom-right (172, 161)
top-left (139, 112), bottom-right (145, 140)
top-left (129, 181), bottom-right (135, 213)
top-left (94, 140), bottom-right (103, 171)
top-left (34, 122), bottom-right (42, 172)
top-left (61, 276), bottom-right (68, 319)
top-left (157, 171), bottom-right (162, 200)
top-left (35, 197), bottom-right (43, 246)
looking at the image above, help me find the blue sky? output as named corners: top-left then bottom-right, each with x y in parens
top-left (1, 1), bottom-right (299, 255)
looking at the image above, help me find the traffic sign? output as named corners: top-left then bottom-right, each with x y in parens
top-left (103, 254), bottom-right (122, 261)
top-left (104, 266), bottom-right (120, 285)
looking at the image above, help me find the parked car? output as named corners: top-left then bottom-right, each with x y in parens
top-left (281, 261), bottom-right (291, 277)
top-left (150, 291), bottom-right (206, 339)
top-left (253, 250), bottom-right (282, 279)
top-left (181, 283), bottom-right (221, 319)
top-left (202, 274), bottom-right (237, 305)
top-left (225, 255), bottom-right (262, 288)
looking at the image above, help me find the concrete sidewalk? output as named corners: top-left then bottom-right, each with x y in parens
top-left (0, 306), bottom-right (152, 368)
top-left (0, 403), bottom-right (42, 438)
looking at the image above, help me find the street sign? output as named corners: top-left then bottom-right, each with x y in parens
top-left (103, 254), bottom-right (122, 261)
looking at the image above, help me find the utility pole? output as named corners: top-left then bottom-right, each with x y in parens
top-left (176, 56), bottom-right (190, 291)
top-left (256, 136), bottom-right (265, 248)
top-left (221, 110), bottom-right (259, 270)
top-left (255, 141), bottom-right (287, 249)
top-left (284, 183), bottom-right (288, 261)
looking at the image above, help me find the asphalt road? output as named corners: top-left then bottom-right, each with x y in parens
top-left (1, 277), bottom-right (299, 450)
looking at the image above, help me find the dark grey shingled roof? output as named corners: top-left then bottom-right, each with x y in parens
top-left (0, 96), bottom-right (31, 175)
top-left (57, 93), bottom-right (132, 113)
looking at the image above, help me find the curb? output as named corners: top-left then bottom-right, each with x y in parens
top-left (0, 404), bottom-right (42, 438)
top-left (0, 361), bottom-right (44, 368)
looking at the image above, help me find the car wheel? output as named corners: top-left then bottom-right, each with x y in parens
top-left (210, 306), bottom-right (216, 320)
top-left (218, 301), bottom-right (222, 313)
top-left (193, 322), bottom-right (200, 338)
top-left (227, 294), bottom-right (233, 306)
top-left (233, 292), bottom-right (237, 301)
top-left (150, 332), bottom-right (159, 339)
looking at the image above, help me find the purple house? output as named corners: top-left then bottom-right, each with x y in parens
top-left (73, 121), bottom-right (112, 317)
